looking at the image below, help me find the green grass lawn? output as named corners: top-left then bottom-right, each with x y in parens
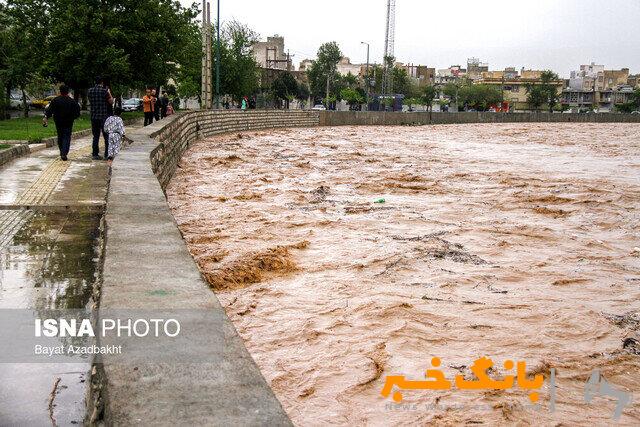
top-left (0, 111), bottom-right (143, 142)
top-left (0, 143), bottom-right (11, 150)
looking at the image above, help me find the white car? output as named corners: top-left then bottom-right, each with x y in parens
top-left (122, 98), bottom-right (142, 112)
top-left (311, 104), bottom-right (327, 111)
top-left (9, 92), bottom-right (31, 109)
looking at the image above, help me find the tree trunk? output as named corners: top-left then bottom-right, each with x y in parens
top-left (0, 84), bottom-right (8, 120)
top-left (325, 74), bottom-right (330, 109)
top-left (21, 87), bottom-right (28, 118)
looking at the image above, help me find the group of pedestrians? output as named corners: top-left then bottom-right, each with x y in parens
top-left (44, 77), bottom-right (176, 165)
top-left (143, 88), bottom-right (172, 127)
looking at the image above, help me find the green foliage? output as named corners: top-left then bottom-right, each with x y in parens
top-left (540, 70), bottom-right (560, 112)
top-left (442, 83), bottom-right (460, 100)
top-left (212, 20), bottom-right (260, 103)
top-left (340, 87), bottom-right (364, 106)
top-left (458, 84), bottom-right (503, 111)
top-left (307, 42), bottom-right (342, 101)
top-left (421, 85), bottom-right (437, 112)
top-left (1, 0), bottom-right (200, 106)
top-left (390, 67), bottom-right (412, 95)
top-left (526, 84), bottom-right (547, 111)
top-left (271, 72), bottom-right (298, 108)
top-left (296, 82), bottom-right (310, 102)
top-left (616, 89), bottom-right (640, 113)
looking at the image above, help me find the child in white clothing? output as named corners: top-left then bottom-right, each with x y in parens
top-left (104, 107), bottom-right (125, 166)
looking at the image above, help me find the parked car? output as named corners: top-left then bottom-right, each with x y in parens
top-left (122, 98), bottom-right (142, 112)
top-left (9, 92), bottom-right (32, 109)
top-left (311, 104), bottom-right (326, 111)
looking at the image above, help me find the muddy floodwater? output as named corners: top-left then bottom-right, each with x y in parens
top-left (167, 123), bottom-right (640, 425)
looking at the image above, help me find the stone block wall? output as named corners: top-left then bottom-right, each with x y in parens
top-left (0, 145), bottom-right (29, 168)
top-left (150, 110), bottom-right (320, 190)
top-left (319, 111), bottom-right (640, 126)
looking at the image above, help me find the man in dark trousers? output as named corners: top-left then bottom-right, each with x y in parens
top-left (88, 76), bottom-right (113, 160)
top-left (42, 85), bottom-right (81, 161)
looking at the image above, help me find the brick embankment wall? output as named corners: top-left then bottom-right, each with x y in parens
top-left (151, 110), bottom-right (319, 190)
top-left (319, 111), bottom-right (640, 126)
top-left (0, 145), bottom-right (30, 168)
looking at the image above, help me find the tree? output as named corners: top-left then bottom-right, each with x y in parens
top-left (307, 42), bottom-right (342, 106)
top-left (3, 0), bottom-right (200, 109)
top-left (173, 20), bottom-right (205, 103)
top-left (340, 87), bottom-right (364, 110)
top-left (271, 72), bottom-right (298, 109)
top-left (391, 67), bottom-right (412, 96)
top-left (616, 88), bottom-right (640, 113)
top-left (2, 0), bottom-right (49, 116)
top-left (421, 85), bottom-right (437, 112)
top-left (526, 84), bottom-right (546, 111)
top-left (458, 84), bottom-right (503, 111)
top-left (540, 70), bottom-right (560, 112)
top-left (212, 20), bottom-right (260, 105)
top-left (296, 82), bottom-right (310, 108)
top-left (442, 82), bottom-right (463, 109)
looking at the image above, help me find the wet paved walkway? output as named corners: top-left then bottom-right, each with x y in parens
top-left (0, 134), bottom-right (110, 425)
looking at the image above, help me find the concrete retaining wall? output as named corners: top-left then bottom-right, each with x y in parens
top-left (319, 111), bottom-right (640, 126)
top-left (98, 113), bottom-right (298, 425)
top-left (151, 110), bottom-right (319, 190)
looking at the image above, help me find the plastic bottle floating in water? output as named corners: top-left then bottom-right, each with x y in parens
top-left (374, 198), bottom-right (386, 204)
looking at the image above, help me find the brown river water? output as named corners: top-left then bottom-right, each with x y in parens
top-left (166, 123), bottom-right (640, 426)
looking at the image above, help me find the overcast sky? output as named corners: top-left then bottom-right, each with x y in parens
top-left (184, 0), bottom-right (640, 77)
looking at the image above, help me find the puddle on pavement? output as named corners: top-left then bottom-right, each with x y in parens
top-left (0, 210), bottom-right (101, 310)
top-left (0, 210), bottom-right (103, 426)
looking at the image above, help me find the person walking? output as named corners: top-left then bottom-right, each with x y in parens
top-left (143, 89), bottom-right (155, 126)
top-left (160, 92), bottom-right (169, 118)
top-left (42, 85), bottom-right (80, 161)
top-left (153, 89), bottom-right (161, 122)
top-left (104, 107), bottom-right (126, 166)
top-left (88, 76), bottom-right (113, 160)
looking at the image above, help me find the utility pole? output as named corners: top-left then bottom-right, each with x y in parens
top-left (206, 1), bottom-right (212, 109)
top-left (382, 0), bottom-right (396, 98)
top-left (215, 0), bottom-right (221, 109)
top-left (201, 0), bottom-right (207, 109)
top-left (361, 41), bottom-right (370, 110)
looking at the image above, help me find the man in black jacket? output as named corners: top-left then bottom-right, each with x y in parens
top-left (43, 85), bottom-right (81, 161)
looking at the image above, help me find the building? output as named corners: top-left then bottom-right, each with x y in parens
top-left (476, 69), bottom-right (564, 111)
top-left (404, 64), bottom-right (435, 86)
top-left (298, 59), bottom-right (314, 73)
top-left (336, 57), bottom-right (363, 77)
top-left (467, 58), bottom-right (489, 80)
top-left (435, 65), bottom-right (466, 84)
top-left (628, 74), bottom-right (640, 88)
top-left (251, 35), bottom-right (293, 71)
top-left (563, 63), bottom-right (635, 111)
top-left (603, 68), bottom-right (630, 89)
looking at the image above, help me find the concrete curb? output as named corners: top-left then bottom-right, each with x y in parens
top-left (96, 113), bottom-right (293, 426)
top-left (0, 144), bottom-right (30, 168)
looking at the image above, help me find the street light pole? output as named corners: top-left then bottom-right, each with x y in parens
top-left (215, 0), bottom-right (221, 109)
top-left (361, 42), bottom-right (370, 110)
